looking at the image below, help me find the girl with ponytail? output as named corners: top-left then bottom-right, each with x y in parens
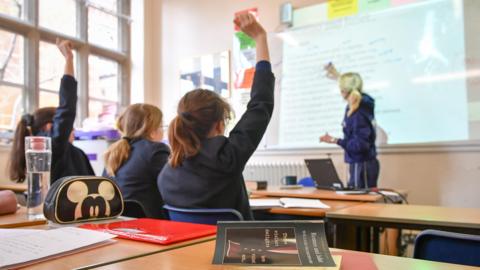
top-left (8, 39), bottom-right (94, 184)
top-left (103, 104), bottom-right (169, 218)
top-left (320, 65), bottom-right (380, 188)
top-left (158, 13), bottom-right (275, 220)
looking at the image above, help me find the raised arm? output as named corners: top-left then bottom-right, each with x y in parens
top-left (50, 39), bottom-right (77, 160)
top-left (226, 13), bottom-right (275, 167)
top-left (56, 38), bottom-right (74, 76)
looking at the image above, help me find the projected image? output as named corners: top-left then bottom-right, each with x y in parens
top-left (277, 0), bottom-right (469, 148)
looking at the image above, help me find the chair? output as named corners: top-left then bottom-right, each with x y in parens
top-left (123, 200), bottom-right (147, 218)
top-left (163, 204), bottom-right (243, 225)
top-left (413, 229), bottom-right (480, 267)
top-left (298, 177), bottom-right (315, 187)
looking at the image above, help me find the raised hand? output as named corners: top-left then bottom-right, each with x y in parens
top-left (234, 12), bottom-right (266, 41)
top-left (324, 62), bottom-right (340, 81)
top-left (234, 12), bottom-right (269, 62)
top-left (56, 38), bottom-right (73, 60)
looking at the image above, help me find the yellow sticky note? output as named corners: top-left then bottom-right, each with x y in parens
top-left (328, 0), bottom-right (359, 20)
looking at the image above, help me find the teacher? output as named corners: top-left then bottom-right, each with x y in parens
top-left (320, 63), bottom-right (379, 188)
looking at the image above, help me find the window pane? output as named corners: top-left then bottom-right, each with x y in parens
top-left (89, 0), bottom-right (117, 12)
top-left (40, 41), bottom-right (77, 91)
top-left (89, 55), bottom-right (118, 102)
top-left (39, 0), bottom-right (76, 36)
top-left (0, 29), bottom-right (24, 85)
top-left (39, 91), bottom-right (59, 108)
top-left (88, 7), bottom-right (119, 50)
top-left (0, 0), bottom-right (24, 20)
top-left (88, 100), bottom-right (118, 121)
top-left (0, 85), bottom-right (22, 130)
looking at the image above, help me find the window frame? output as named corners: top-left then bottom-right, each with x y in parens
top-left (0, 0), bottom-right (131, 129)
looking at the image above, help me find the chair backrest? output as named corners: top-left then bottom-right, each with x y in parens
top-left (413, 229), bottom-right (480, 267)
top-left (298, 177), bottom-right (316, 187)
top-left (123, 200), bottom-right (147, 218)
top-left (163, 205), bottom-right (243, 225)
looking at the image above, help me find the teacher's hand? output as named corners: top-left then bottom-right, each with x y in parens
top-left (324, 62), bottom-right (340, 81)
top-left (320, 133), bottom-right (337, 144)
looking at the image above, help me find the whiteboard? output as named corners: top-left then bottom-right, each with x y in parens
top-left (234, 0), bottom-right (480, 150)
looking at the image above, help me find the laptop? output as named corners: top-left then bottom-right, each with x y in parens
top-left (304, 159), bottom-right (368, 194)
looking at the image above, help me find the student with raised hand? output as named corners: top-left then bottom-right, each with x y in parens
top-left (103, 104), bottom-right (170, 219)
top-left (8, 39), bottom-right (94, 184)
top-left (320, 63), bottom-right (379, 188)
top-left (158, 13), bottom-right (274, 220)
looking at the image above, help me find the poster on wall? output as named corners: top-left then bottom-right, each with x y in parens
top-left (179, 51), bottom-right (231, 98)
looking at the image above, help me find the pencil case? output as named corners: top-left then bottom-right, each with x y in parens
top-left (43, 176), bottom-right (124, 224)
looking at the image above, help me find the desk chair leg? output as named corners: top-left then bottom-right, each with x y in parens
top-left (333, 224), bottom-right (338, 248)
top-left (372, 227), bottom-right (380, 253)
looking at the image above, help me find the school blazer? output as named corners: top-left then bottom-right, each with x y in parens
top-left (158, 61), bottom-right (275, 220)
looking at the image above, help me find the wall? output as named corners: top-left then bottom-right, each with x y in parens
top-left (150, 0), bottom-right (480, 208)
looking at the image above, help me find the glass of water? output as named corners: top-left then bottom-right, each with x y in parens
top-left (25, 136), bottom-right (52, 219)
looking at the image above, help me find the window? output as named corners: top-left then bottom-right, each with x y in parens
top-left (0, 29), bottom-right (23, 129)
top-left (0, 0), bottom-right (130, 132)
top-left (0, 0), bottom-right (24, 20)
top-left (88, 55), bottom-right (119, 120)
top-left (39, 0), bottom-right (76, 37)
top-left (88, 0), bottom-right (119, 50)
top-left (39, 41), bottom-right (77, 108)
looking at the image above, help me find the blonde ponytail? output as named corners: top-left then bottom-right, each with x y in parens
top-left (104, 104), bottom-right (163, 176)
top-left (347, 90), bottom-right (362, 117)
top-left (104, 139), bottom-right (131, 176)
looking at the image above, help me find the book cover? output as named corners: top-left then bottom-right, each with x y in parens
top-left (80, 218), bottom-right (216, 245)
top-left (212, 220), bottom-right (336, 267)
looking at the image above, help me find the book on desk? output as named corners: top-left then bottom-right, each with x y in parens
top-left (80, 218), bottom-right (217, 245)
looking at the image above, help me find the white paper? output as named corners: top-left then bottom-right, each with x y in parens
top-left (0, 227), bottom-right (116, 268)
top-left (279, 198), bottom-right (330, 209)
top-left (0, 229), bottom-right (41, 239)
top-left (249, 198), bottom-right (330, 209)
top-left (249, 199), bottom-right (283, 209)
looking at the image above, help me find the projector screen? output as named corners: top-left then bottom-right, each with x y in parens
top-left (256, 0), bottom-right (480, 149)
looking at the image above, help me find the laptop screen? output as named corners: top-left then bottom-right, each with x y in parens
top-left (304, 159), bottom-right (344, 189)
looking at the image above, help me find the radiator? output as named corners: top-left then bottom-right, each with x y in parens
top-left (243, 162), bottom-right (310, 186)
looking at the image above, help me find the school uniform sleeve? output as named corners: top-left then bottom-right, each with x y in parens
top-left (51, 75), bottom-right (77, 160)
top-left (149, 143), bottom-right (171, 180)
top-left (337, 113), bottom-right (373, 154)
top-left (226, 61), bottom-right (275, 167)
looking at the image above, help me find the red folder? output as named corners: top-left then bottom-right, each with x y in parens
top-left (80, 218), bottom-right (216, 245)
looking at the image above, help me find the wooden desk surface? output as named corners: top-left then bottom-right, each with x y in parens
top-left (94, 240), bottom-right (477, 270)
top-left (252, 187), bottom-right (382, 202)
top-left (266, 200), bottom-right (365, 217)
top-left (0, 207), bottom-right (47, 228)
top-left (326, 203), bottom-right (480, 230)
top-left (16, 224), bottom-right (215, 270)
top-left (0, 182), bottom-right (27, 193)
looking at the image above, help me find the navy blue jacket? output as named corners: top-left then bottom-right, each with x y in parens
top-left (38, 75), bottom-right (95, 183)
top-left (104, 139), bottom-right (170, 219)
top-left (337, 93), bottom-right (377, 163)
top-left (158, 61), bottom-right (275, 220)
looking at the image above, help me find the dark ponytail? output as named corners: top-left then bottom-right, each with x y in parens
top-left (8, 108), bottom-right (56, 182)
top-left (169, 89), bottom-right (231, 168)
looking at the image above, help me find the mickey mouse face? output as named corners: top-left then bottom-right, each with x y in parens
top-left (66, 180), bottom-right (116, 220)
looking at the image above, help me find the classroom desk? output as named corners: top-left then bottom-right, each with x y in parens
top-left (0, 182), bottom-right (27, 193)
top-left (265, 199), bottom-right (365, 218)
top-left (92, 240), bottom-right (478, 270)
top-left (16, 224), bottom-right (215, 270)
top-left (252, 187), bottom-right (383, 202)
top-left (326, 203), bottom-right (480, 253)
top-left (0, 207), bottom-right (47, 228)
top-left (326, 203), bottom-right (480, 234)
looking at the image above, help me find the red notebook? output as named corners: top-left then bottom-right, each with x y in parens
top-left (80, 218), bottom-right (216, 245)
